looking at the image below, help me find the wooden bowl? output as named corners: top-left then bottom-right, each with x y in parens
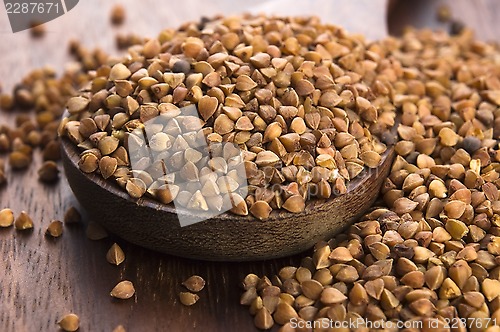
top-left (61, 134), bottom-right (395, 261)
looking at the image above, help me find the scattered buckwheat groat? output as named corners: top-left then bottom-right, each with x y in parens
top-left (30, 22), bottom-right (46, 38)
top-left (179, 292), bottom-right (199, 306)
top-left (14, 211), bottom-right (33, 230)
top-left (115, 33), bottom-right (145, 50)
top-left (182, 275), bottom-right (205, 293)
top-left (110, 280), bottom-right (135, 300)
top-left (106, 243), bottom-right (125, 266)
top-left (0, 157), bottom-right (6, 185)
top-left (64, 206), bottom-right (82, 224)
top-left (436, 4), bottom-right (452, 22)
top-left (113, 325), bottom-right (126, 332)
top-left (0, 208), bottom-right (14, 227)
top-left (38, 160), bottom-right (59, 183)
top-left (57, 313), bottom-right (79, 332)
top-left (46, 220), bottom-right (63, 237)
top-left (110, 4), bottom-right (126, 26)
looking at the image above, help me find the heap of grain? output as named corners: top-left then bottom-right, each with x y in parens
top-left (61, 15), bottom-right (396, 219)
top-left (241, 28), bottom-right (500, 331)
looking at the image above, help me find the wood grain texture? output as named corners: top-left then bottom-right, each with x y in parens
top-left (0, 0), bottom-right (497, 331)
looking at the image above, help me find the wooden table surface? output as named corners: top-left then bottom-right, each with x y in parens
top-left (1, 1), bottom-right (499, 331)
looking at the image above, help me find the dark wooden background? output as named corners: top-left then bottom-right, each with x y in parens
top-left (1, 1), bottom-right (500, 331)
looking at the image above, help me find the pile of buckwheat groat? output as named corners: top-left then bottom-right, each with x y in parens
top-left (61, 15), bottom-right (396, 220)
top-left (237, 18), bottom-right (500, 332)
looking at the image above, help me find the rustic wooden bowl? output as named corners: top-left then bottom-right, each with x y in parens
top-left (61, 133), bottom-right (395, 261)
